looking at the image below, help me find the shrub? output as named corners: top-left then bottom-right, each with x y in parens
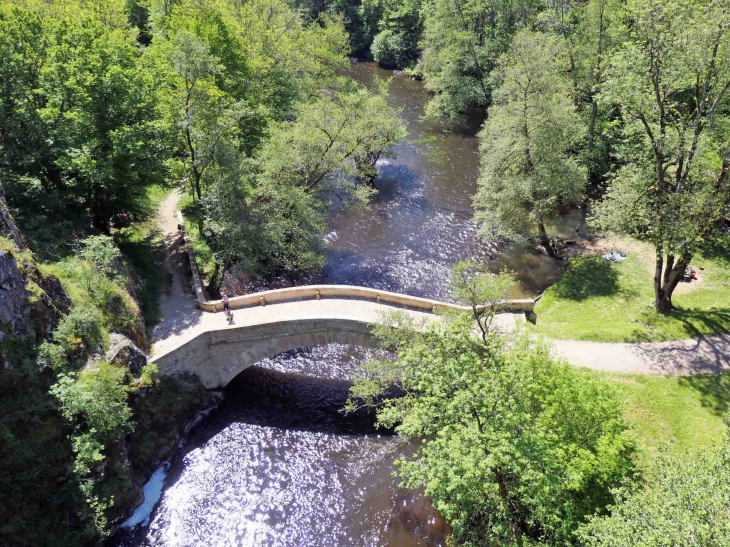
top-left (53, 306), bottom-right (105, 357)
top-left (37, 341), bottom-right (68, 370)
top-left (51, 363), bottom-right (133, 445)
top-left (371, 29), bottom-right (407, 68)
top-left (139, 363), bottom-right (158, 386)
top-left (76, 235), bottom-right (121, 294)
top-left (93, 282), bottom-right (137, 332)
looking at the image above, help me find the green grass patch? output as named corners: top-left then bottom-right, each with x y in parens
top-left (534, 236), bottom-right (730, 342)
top-left (39, 256), bottom-right (137, 341)
top-left (115, 185), bottom-right (172, 327)
top-left (178, 193), bottom-right (216, 286)
top-left (593, 370), bottom-right (730, 471)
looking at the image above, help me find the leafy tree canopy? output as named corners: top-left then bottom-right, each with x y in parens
top-left (347, 314), bottom-right (637, 546)
top-left (580, 431), bottom-right (730, 547)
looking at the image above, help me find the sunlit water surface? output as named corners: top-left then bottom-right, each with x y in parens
top-left (115, 345), bottom-right (448, 547)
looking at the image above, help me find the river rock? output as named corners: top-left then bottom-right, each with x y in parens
top-left (525, 311), bottom-right (537, 325)
top-left (106, 333), bottom-right (147, 373)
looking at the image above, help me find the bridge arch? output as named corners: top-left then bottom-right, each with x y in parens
top-left (151, 318), bottom-right (381, 389)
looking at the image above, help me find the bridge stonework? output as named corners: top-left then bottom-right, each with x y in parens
top-left (151, 317), bottom-right (380, 389)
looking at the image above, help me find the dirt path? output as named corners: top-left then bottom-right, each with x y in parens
top-left (551, 335), bottom-right (730, 375)
top-left (149, 191), bottom-right (211, 356)
top-left (149, 191), bottom-right (729, 375)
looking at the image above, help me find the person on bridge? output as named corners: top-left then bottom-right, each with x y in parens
top-left (222, 293), bottom-right (231, 322)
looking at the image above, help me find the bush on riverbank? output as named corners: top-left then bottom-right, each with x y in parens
top-left (533, 236), bottom-right (730, 342)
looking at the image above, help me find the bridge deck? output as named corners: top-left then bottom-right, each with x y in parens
top-left (150, 297), bottom-right (519, 362)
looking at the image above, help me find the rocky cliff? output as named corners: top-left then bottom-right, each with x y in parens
top-left (0, 187), bottom-right (71, 367)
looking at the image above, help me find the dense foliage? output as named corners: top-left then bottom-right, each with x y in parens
top-left (347, 311), bottom-right (637, 546)
top-left (1, 0), bottom-right (406, 296)
top-left (474, 29), bottom-right (586, 257)
top-left (1, 0), bottom-right (729, 545)
top-left (593, 0), bottom-right (730, 310)
top-left (580, 432), bottom-right (730, 546)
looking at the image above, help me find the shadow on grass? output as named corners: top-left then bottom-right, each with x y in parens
top-left (117, 225), bottom-right (171, 327)
top-left (699, 235), bottom-right (730, 269)
top-left (678, 373), bottom-right (730, 416)
top-left (669, 307), bottom-right (730, 339)
top-left (550, 256), bottom-right (621, 301)
top-left (627, 306), bottom-right (730, 343)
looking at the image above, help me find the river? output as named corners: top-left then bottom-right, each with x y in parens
top-left (114, 61), bottom-right (567, 547)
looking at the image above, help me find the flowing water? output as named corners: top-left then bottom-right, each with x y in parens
top-left (115, 346), bottom-right (448, 547)
top-left (115, 61), bottom-right (570, 547)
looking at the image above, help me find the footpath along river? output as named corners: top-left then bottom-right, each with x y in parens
top-left (113, 61), bottom-right (567, 547)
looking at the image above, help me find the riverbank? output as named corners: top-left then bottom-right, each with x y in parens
top-left (533, 235), bottom-right (730, 342)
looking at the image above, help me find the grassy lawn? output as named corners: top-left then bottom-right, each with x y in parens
top-left (533, 235), bottom-right (730, 342)
top-left (590, 370), bottom-right (730, 471)
top-left (178, 193), bottom-right (216, 286)
top-left (115, 185), bottom-right (172, 327)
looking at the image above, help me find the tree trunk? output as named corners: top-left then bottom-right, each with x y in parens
top-left (193, 169), bottom-right (202, 201)
top-left (537, 219), bottom-right (556, 257)
top-left (207, 259), bottom-right (230, 299)
top-left (655, 256), bottom-right (690, 311)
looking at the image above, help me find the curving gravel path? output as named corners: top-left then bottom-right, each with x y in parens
top-left (150, 191), bottom-right (730, 376)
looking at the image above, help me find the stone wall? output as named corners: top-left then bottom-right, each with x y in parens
top-left (151, 317), bottom-right (379, 389)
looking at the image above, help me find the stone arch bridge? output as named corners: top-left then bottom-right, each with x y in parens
top-left (150, 285), bottom-right (534, 389)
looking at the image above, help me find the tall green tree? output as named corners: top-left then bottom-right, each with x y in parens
top-left (200, 83), bottom-right (406, 294)
top-left (550, 0), bottom-right (622, 237)
top-left (155, 29), bottom-right (252, 201)
top-left (347, 315), bottom-right (636, 547)
top-left (594, 0), bottom-right (730, 311)
top-left (0, 6), bottom-right (170, 231)
top-left (418, 0), bottom-right (542, 120)
top-left (580, 431), bottom-right (730, 547)
top-left (258, 83), bottom-right (406, 205)
top-left (474, 29), bottom-right (586, 257)
top-left (367, 0), bottom-right (423, 68)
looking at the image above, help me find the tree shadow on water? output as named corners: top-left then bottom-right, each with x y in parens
top-left (550, 256), bottom-right (622, 301)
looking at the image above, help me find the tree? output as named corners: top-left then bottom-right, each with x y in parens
top-left (474, 29), bottom-right (587, 257)
top-left (368, 0), bottom-right (423, 69)
top-left (228, 0), bottom-right (350, 117)
top-left (0, 7), bottom-right (170, 231)
top-left (418, 0), bottom-right (542, 120)
top-left (580, 431), bottom-right (730, 547)
top-left (76, 235), bottom-right (121, 293)
top-left (200, 159), bottom-right (328, 295)
top-left (199, 82), bottom-right (406, 294)
top-left (449, 261), bottom-right (516, 342)
top-left (157, 29), bottom-right (253, 202)
top-left (257, 83), bottom-right (406, 204)
top-left (547, 0), bottom-right (622, 237)
top-left (594, 0), bottom-right (730, 311)
top-left (347, 316), bottom-right (637, 547)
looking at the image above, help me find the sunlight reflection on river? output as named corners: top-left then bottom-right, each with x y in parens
top-left (115, 345), bottom-right (448, 547)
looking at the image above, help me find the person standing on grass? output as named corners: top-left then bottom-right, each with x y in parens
top-left (222, 293), bottom-right (231, 320)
